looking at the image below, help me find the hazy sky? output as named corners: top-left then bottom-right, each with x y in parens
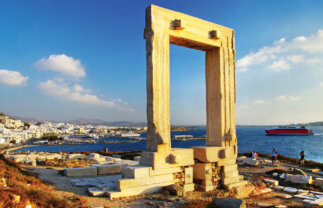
top-left (1, 0), bottom-right (323, 125)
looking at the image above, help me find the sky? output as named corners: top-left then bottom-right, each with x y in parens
top-left (1, 0), bottom-right (323, 125)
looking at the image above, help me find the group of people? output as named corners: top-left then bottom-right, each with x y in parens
top-left (250, 148), bottom-right (305, 166)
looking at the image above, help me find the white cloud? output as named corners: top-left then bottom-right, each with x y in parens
top-left (0, 69), bottom-right (29, 86)
top-left (39, 79), bottom-right (134, 112)
top-left (253, 100), bottom-right (266, 104)
top-left (73, 84), bottom-right (92, 93)
top-left (275, 95), bottom-right (300, 101)
top-left (287, 54), bottom-right (304, 63)
top-left (267, 59), bottom-right (291, 71)
top-left (237, 29), bottom-right (323, 72)
top-left (238, 67), bottom-right (249, 72)
top-left (35, 54), bottom-right (86, 78)
top-left (320, 82), bottom-right (323, 87)
top-left (239, 105), bottom-right (249, 109)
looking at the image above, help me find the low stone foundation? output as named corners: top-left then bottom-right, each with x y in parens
top-left (107, 148), bottom-right (195, 199)
top-left (192, 146), bottom-right (246, 191)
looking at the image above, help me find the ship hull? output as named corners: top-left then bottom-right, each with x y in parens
top-left (265, 129), bottom-right (313, 136)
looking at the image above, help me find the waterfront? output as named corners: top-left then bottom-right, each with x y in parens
top-left (15, 126), bottom-right (323, 162)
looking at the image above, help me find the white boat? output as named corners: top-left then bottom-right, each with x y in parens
top-left (121, 132), bottom-right (141, 137)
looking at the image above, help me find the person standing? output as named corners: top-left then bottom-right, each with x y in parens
top-left (272, 148), bottom-right (278, 166)
top-left (299, 151), bottom-right (305, 166)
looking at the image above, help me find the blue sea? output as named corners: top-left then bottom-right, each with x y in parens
top-left (15, 126), bottom-right (323, 162)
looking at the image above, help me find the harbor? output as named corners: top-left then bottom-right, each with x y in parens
top-left (7, 126), bottom-right (323, 163)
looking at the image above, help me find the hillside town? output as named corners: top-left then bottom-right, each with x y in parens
top-left (0, 113), bottom-right (147, 145)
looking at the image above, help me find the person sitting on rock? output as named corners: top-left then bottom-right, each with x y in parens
top-left (251, 151), bottom-right (258, 160)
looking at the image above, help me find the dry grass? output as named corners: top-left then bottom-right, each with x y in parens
top-left (0, 154), bottom-right (87, 208)
top-left (39, 158), bottom-right (96, 168)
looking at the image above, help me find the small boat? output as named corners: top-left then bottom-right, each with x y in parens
top-left (265, 126), bottom-right (313, 136)
top-left (121, 132), bottom-right (141, 137)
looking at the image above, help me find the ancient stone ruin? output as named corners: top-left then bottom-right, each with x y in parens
top-left (107, 4), bottom-right (246, 199)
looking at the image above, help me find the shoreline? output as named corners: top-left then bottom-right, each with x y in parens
top-left (6, 146), bottom-right (323, 169)
top-left (239, 152), bottom-right (323, 170)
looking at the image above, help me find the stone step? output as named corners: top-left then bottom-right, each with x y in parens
top-left (107, 181), bottom-right (174, 199)
top-left (122, 165), bottom-right (150, 179)
top-left (118, 174), bottom-right (173, 190)
top-left (223, 180), bottom-right (247, 189)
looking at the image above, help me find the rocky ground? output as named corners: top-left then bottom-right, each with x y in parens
top-left (22, 156), bottom-right (322, 208)
top-left (2, 150), bottom-right (323, 208)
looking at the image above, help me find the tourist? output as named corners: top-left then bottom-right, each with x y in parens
top-left (299, 151), bottom-right (305, 166)
top-left (271, 148), bottom-right (278, 166)
top-left (251, 151), bottom-right (258, 160)
top-left (104, 146), bottom-right (108, 153)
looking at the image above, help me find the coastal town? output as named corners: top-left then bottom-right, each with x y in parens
top-left (0, 113), bottom-right (147, 146)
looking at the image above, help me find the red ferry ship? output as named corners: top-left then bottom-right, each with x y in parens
top-left (265, 126), bottom-right (313, 136)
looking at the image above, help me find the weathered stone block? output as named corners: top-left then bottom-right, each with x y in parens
top-left (64, 167), bottom-right (97, 177)
top-left (149, 166), bottom-right (181, 176)
top-left (263, 179), bottom-right (279, 186)
top-left (310, 198), bottom-right (323, 206)
top-left (88, 187), bottom-right (105, 196)
top-left (223, 170), bottom-right (239, 178)
top-left (45, 154), bottom-right (61, 160)
top-left (283, 187), bottom-right (298, 194)
top-left (193, 146), bottom-right (235, 163)
top-left (315, 178), bottom-right (323, 188)
top-left (184, 167), bottom-right (193, 184)
top-left (223, 164), bottom-right (238, 173)
top-left (118, 174), bottom-right (173, 190)
top-left (242, 158), bottom-right (259, 166)
top-left (222, 176), bottom-right (240, 185)
top-left (273, 185), bottom-right (284, 190)
top-left (106, 156), bottom-right (121, 162)
top-left (217, 159), bottom-right (236, 167)
top-left (140, 148), bottom-right (194, 170)
top-left (97, 164), bottom-right (122, 175)
top-left (193, 162), bottom-right (212, 180)
top-left (87, 157), bottom-right (106, 162)
top-left (223, 180), bottom-right (247, 189)
top-left (89, 153), bottom-right (100, 158)
top-left (285, 174), bottom-right (312, 184)
top-left (108, 181), bottom-right (174, 199)
top-left (122, 165), bottom-right (150, 179)
top-left (183, 183), bottom-right (195, 193)
top-left (66, 154), bottom-right (82, 160)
